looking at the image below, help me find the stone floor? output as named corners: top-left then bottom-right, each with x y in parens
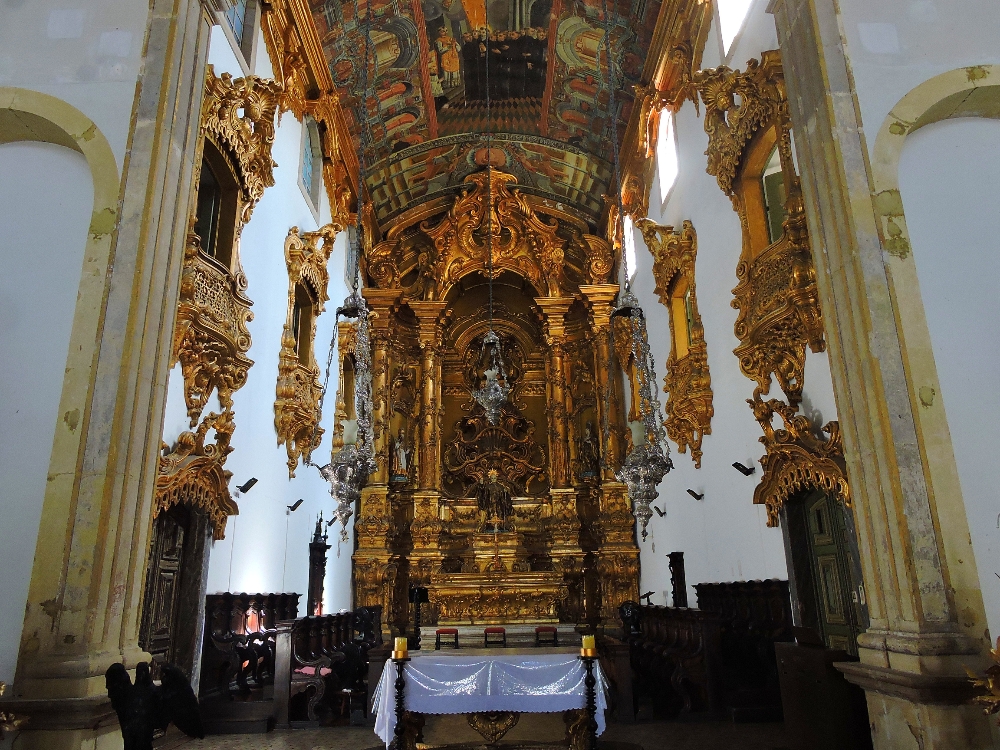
top-left (158, 718), bottom-right (792, 750)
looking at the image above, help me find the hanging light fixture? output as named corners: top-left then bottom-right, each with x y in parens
top-left (311, 0), bottom-right (379, 541)
top-left (598, 0), bottom-right (672, 542)
top-left (471, 6), bottom-right (511, 426)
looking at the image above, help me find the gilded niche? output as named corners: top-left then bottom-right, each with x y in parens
top-left (690, 51), bottom-right (824, 407)
top-left (155, 410), bottom-right (239, 540)
top-left (748, 392), bottom-right (849, 527)
top-left (636, 219), bottom-right (713, 468)
top-left (274, 224), bottom-right (338, 477)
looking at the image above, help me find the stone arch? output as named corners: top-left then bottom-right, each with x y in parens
top-left (0, 89), bottom-right (119, 527)
top-left (868, 66), bottom-right (1000, 638)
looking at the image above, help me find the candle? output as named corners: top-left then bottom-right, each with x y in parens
top-left (395, 637), bottom-right (407, 653)
top-left (581, 635), bottom-right (596, 650)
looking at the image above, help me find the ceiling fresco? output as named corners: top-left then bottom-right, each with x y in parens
top-left (309, 0), bottom-right (662, 227)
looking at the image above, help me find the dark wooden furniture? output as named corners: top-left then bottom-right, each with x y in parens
top-left (199, 592), bottom-right (299, 701)
top-left (776, 638), bottom-right (872, 750)
top-left (622, 604), bottom-right (724, 717)
top-left (435, 628), bottom-right (459, 649)
top-left (695, 579), bottom-right (794, 721)
top-left (484, 626), bottom-right (507, 648)
top-left (273, 606), bottom-right (382, 727)
top-left (535, 626), bottom-right (558, 646)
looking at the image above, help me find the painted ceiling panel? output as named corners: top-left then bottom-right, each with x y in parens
top-left (309, 0), bottom-right (660, 226)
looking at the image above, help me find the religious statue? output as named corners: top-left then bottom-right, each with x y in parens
top-left (391, 427), bottom-right (411, 482)
top-left (577, 420), bottom-right (599, 478)
top-left (477, 468), bottom-right (513, 532)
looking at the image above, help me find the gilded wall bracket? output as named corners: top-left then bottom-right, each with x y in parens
top-left (275, 224), bottom-right (338, 477)
top-left (637, 218), bottom-right (713, 467)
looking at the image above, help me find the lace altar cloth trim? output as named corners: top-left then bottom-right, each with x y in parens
top-left (373, 651), bottom-right (609, 746)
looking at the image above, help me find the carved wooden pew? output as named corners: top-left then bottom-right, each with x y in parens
top-left (621, 603), bottom-right (723, 716)
top-left (274, 606), bottom-right (383, 727)
top-left (199, 592), bottom-right (300, 701)
top-left (694, 579), bottom-right (793, 720)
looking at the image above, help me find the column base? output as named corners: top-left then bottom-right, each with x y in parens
top-left (837, 662), bottom-right (994, 749)
top-left (0, 695), bottom-right (120, 750)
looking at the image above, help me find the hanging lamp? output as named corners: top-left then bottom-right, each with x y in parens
top-left (471, 8), bottom-right (511, 426)
top-left (312, 2), bottom-right (379, 541)
top-left (597, 0), bottom-right (673, 541)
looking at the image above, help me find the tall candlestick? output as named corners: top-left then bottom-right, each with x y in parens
top-left (393, 636), bottom-right (408, 659)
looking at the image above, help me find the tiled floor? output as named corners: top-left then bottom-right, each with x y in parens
top-left (158, 719), bottom-right (791, 750)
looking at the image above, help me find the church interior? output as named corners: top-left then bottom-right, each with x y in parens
top-left (1, 0), bottom-right (999, 748)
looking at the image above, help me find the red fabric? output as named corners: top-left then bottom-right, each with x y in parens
top-left (294, 666), bottom-right (332, 676)
top-left (484, 627), bottom-right (506, 634)
top-left (436, 628), bottom-right (459, 634)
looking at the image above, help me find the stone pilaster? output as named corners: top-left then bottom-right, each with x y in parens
top-left (770, 1), bottom-right (992, 746)
top-left (6, 0), bottom-right (214, 744)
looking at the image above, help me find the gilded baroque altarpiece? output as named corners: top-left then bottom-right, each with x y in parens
top-left (349, 170), bottom-right (639, 630)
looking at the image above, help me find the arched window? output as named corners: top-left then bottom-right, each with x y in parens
top-left (300, 118), bottom-right (323, 213)
top-left (656, 110), bottom-right (678, 204)
top-left (717, 0), bottom-right (753, 55)
top-left (223, 0), bottom-right (257, 65)
top-left (291, 281), bottom-right (317, 365)
top-left (193, 141), bottom-right (239, 270)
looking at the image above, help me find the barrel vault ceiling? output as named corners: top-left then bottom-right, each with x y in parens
top-left (307, 0), bottom-right (667, 229)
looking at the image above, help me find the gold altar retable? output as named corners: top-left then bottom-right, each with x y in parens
top-left (347, 170), bottom-right (640, 630)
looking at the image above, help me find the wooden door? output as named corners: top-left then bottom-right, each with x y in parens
top-left (802, 490), bottom-right (862, 654)
top-left (140, 505), bottom-right (188, 664)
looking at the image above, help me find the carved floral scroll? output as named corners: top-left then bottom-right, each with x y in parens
top-left (155, 410), bottom-right (239, 540)
top-left (274, 224), bottom-right (338, 477)
top-left (637, 219), bottom-right (713, 467)
top-left (748, 392), bottom-right (849, 527)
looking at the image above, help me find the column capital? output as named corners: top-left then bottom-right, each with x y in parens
top-left (534, 295), bottom-right (575, 341)
top-left (578, 284), bottom-right (620, 330)
top-left (408, 300), bottom-right (450, 346)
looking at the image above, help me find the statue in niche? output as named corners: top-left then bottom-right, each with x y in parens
top-left (577, 420), bottom-right (599, 479)
top-left (477, 469), bottom-right (513, 532)
top-left (390, 427), bottom-right (411, 482)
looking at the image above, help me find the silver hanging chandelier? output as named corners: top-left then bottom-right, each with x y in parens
top-left (598, 0), bottom-right (672, 542)
top-left (313, 3), bottom-right (379, 541)
top-left (470, 8), bottom-right (510, 426)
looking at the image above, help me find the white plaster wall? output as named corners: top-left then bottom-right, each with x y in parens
top-left (0, 0), bottom-right (149, 168)
top-left (200, 25), bottom-right (354, 615)
top-left (898, 117), bottom-right (1000, 640)
top-left (629, 6), bottom-right (841, 606)
top-left (0, 141), bottom-right (93, 683)
top-left (837, 0), bottom-right (1000, 163)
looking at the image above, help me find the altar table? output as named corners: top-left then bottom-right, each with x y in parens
top-left (372, 648), bottom-right (609, 747)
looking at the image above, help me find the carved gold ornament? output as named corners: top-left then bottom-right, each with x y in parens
top-left (690, 54), bottom-right (785, 197)
top-left (366, 171), bottom-right (612, 298)
top-left (637, 219), bottom-right (712, 467)
top-left (748, 391), bottom-right (849, 527)
top-left (155, 410), bottom-right (239, 540)
top-left (201, 67), bottom-right (282, 230)
top-left (967, 636), bottom-right (1000, 723)
top-left (172, 230), bottom-right (254, 424)
top-left (259, 0), bottom-right (357, 224)
top-left (0, 682), bottom-right (27, 738)
top-left (690, 51), bottom-right (825, 407)
top-left (275, 225), bottom-right (339, 477)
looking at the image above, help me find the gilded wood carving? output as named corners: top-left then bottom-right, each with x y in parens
top-left (201, 67), bottom-right (282, 231)
top-left (690, 51), bottom-right (825, 407)
top-left (173, 231), bottom-right (254, 425)
top-left (274, 225), bottom-right (338, 477)
top-left (155, 410), bottom-right (239, 540)
top-left (748, 392), bottom-right (849, 528)
top-left (637, 218), bottom-right (712, 467)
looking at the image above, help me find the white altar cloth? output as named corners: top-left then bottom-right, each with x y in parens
top-left (373, 650), bottom-right (609, 746)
